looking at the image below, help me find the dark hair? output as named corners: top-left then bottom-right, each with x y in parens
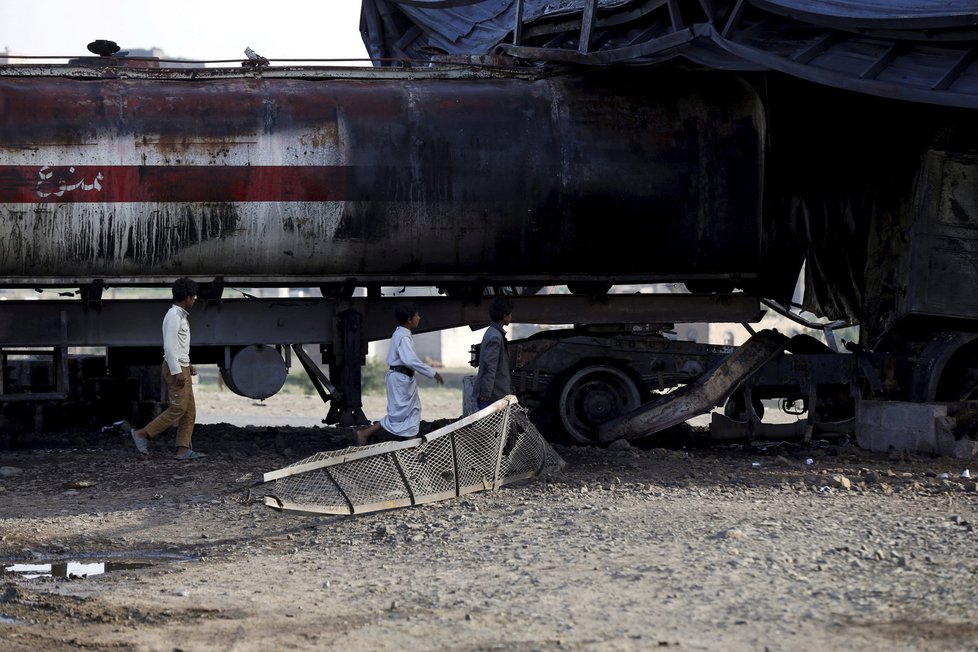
top-left (489, 297), bottom-right (513, 323)
top-left (172, 277), bottom-right (199, 302)
top-left (395, 301), bottom-right (419, 325)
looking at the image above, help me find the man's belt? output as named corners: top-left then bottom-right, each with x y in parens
top-left (390, 365), bottom-right (415, 377)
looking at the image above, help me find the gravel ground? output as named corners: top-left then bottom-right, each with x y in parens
top-left (1, 387), bottom-right (977, 651)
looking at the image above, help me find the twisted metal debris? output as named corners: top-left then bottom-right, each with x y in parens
top-left (263, 396), bottom-right (564, 515)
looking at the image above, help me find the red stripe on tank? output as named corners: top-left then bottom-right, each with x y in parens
top-left (0, 165), bottom-right (348, 203)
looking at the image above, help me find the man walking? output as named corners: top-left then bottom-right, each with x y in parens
top-left (128, 277), bottom-right (204, 460)
top-left (475, 297), bottom-right (513, 410)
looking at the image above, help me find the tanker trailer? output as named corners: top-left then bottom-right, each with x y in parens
top-left (0, 58), bottom-right (772, 432)
top-left (387, 0), bottom-right (978, 445)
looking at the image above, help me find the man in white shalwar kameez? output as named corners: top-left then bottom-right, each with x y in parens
top-left (356, 302), bottom-right (444, 445)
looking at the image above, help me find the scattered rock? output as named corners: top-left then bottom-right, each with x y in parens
top-left (3, 414), bottom-right (977, 651)
top-left (715, 527), bottom-right (747, 540)
top-left (61, 480), bottom-right (96, 489)
top-left (827, 475), bottom-right (852, 490)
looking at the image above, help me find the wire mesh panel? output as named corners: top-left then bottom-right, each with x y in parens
top-left (394, 435), bottom-right (458, 501)
top-left (453, 406), bottom-right (508, 495)
top-left (499, 411), bottom-right (557, 483)
top-left (263, 396), bottom-right (565, 515)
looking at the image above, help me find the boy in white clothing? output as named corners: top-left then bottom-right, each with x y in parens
top-left (356, 301), bottom-right (444, 445)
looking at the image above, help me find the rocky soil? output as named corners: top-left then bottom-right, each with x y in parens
top-left (1, 387), bottom-right (977, 651)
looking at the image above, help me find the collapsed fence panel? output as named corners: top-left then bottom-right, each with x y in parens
top-left (263, 395), bottom-right (565, 515)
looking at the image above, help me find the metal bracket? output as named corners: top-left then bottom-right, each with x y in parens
top-left (80, 279), bottom-right (104, 309)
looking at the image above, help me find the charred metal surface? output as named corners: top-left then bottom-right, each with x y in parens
top-left (359, 0), bottom-right (978, 334)
top-left (753, 75), bottom-right (978, 332)
top-left (0, 66), bottom-right (764, 289)
top-left (902, 151), bottom-right (978, 322)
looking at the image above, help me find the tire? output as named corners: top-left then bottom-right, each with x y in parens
top-left (554, 365), bottom-right (643, 444)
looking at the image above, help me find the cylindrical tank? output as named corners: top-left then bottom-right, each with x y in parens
top-left (0, 64), bottom-right (764, 288)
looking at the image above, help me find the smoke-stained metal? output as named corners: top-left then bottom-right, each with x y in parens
top-left (0, 65), bottom-right (765, 291)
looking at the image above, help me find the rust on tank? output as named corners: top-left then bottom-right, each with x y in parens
top-left (136, 135), bottom-right (251, 154)
top-left (299, 124), bottom-right (340, 152)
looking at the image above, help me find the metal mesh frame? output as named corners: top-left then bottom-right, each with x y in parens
top-left (263, 396), bottom-right (565, 515)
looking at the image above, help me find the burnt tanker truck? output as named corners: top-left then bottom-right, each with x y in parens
top-left (1, 0), bottom-right (977, 447)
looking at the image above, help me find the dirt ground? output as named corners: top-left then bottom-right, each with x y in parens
top-left (2, 386), bottom-right (978, 651)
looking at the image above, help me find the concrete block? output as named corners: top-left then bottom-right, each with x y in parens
top-left (857, 401), bottom-right (975, 458)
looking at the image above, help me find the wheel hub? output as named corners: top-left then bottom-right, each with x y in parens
top-left (557, 365), bottom-right (642, 444)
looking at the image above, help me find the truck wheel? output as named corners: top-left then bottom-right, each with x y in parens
top-left (557, 365), bottom-right (642, 444)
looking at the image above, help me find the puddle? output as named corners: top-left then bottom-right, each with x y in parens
top-left (2, 552), bottom-right (193, 579)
